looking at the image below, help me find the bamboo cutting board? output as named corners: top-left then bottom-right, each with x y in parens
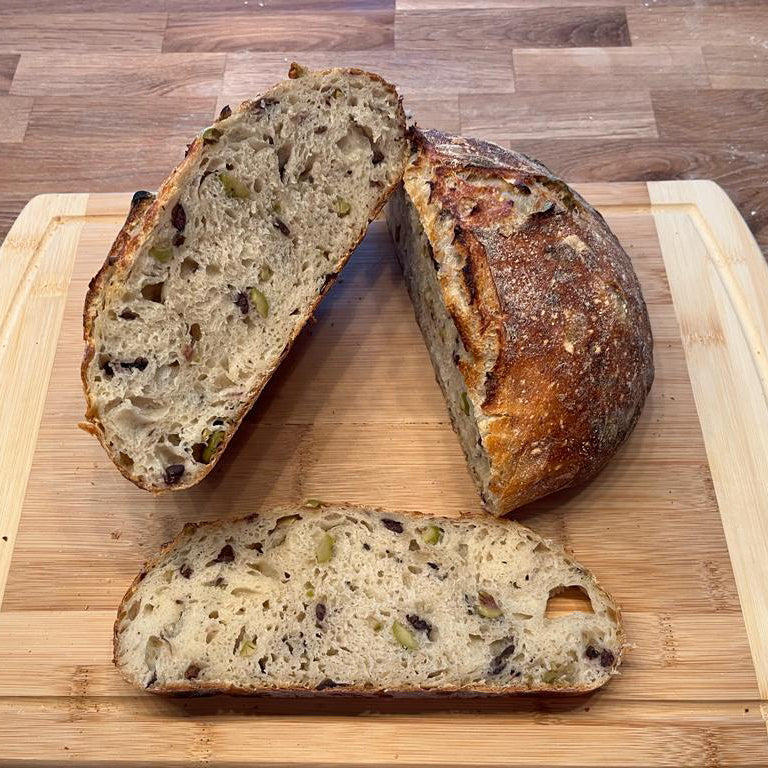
top-left (1, 181), bottom-right (768, 766)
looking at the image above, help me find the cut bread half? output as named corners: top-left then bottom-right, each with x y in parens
top-left (386, 129), bottom-right (653, 515)
top-left (114, 504), bottom-right (625, 695)
top-left (82, 64), bottom-right (407, 491)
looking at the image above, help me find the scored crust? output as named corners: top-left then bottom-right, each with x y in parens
top-left (81, 64), bottom-right (407, 492)
top-left (114, 504), bottom-right (626, 697)
top-left (401, 129), bottom-right (654, 515)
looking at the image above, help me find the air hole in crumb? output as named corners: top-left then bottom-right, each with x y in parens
top-left (545, 585), bottom-right (594, 618)
top-left (118, 452), bottom-right (134, 468)
top-left (189, 323), bottom-right (202, 341)
top-left (127, 601), bottom-right (140, 620)
top-left (167, 433), bottom-right (181, 446)
top-left (141, 282), bottom-right (164, 303)
top-left (298, 154), bottom-right (316, 183)
top-left (206, 264), bottom-right (221, 276)
top-left (277, 142), bottom-right (292, 182)
top-left (408, 539), bottom-right (420, 552)
top-left (206, 628), bottom-right (218, 644)
top-left (209, 611), bottom-right (219, 619)
top-left (180, 257), bottom-right (199, 278)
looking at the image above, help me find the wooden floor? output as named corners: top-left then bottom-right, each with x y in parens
top-left (0, 0), bottom-right (766, 257)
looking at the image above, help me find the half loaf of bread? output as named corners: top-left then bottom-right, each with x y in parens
top-left (386, 129), bottom-right (654, 516)
top-left (82, 64), bottom-right (407, 491)
top-left (114, 504), bottom-right (625, 695)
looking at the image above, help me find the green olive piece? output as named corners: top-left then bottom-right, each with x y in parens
top-left (304, 581), bottom-right (315, 598)
top-left (274, 514), bottom-right (300, 530)
top-left (201, 430), bottom-right (225, 464)
top-left (220, 172), bottom-right (250, 199)
top-left (333, 197), bottom-right (351, 217)
top-left (392, 620), bottom-right (418, 650)
top-left (460, 392), bottom-right (471, 415)
top-left (249, 287), bottom-right (269, 318)
top-left (202, 127), bottom-right (222, 144)
top-left (150, 245), bottom-right (172, 263)
top-left (259, 264), bottom-right (273, 282)
top-left (422, 525), bottom-right (443, 545)
top-left (541, 669), bottom-right (560, 684)
top-left (239, 639), bottom-right (257, 658)
top-left (477, 590), bottom-right (503, 619)
top-left (316, 533), bottom-right (334, 564)
top-left (303, 499), bottom-right (323, 508)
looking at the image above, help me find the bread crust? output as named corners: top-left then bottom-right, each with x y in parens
top-left (114, 504), bottom-right (626, 697)
top-left (402, 129), bottom-right (654, 515)
top-left (81, 64), bottom-right (407, 492)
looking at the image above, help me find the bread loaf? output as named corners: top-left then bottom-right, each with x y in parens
top-left (82, 64), bottom-right (407, 492)
top-left (114, 504), bottom-right (624, 695)
top-left (386, 129), bottom-right (653, 516)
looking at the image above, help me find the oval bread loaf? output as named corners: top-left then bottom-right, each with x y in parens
top-left (114, 504), bottom-right (625, 695)
top-left (386, 129), bottom-right (654, 516)
top-left (81, 64), bottom-right (407, 492)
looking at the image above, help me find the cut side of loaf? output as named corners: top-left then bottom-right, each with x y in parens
top-left (82, 64), bottom-right (407, 492)
top-left (386, 129), bottom-right (654, 516)
top-left (114, 505), bottom-right (625, 695)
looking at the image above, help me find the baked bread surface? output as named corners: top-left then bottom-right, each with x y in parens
top-left (82, 64), bottom-right (407, 491)
top-left (387, 129), bottom-right (654, 515)
top-left (114, 504), bottom-right (625, 695)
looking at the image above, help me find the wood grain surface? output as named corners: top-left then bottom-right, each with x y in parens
top-left (1, 183), bottom-right (768, 765)
top-left (0, 0), bottom-right (765, 258)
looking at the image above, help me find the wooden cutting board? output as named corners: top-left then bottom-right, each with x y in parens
top-left (1, 181), bottom-right (768, 766)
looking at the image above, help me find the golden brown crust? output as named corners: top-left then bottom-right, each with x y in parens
top-left (404, 129), bottom-right (654, 515)
top-left (113, 503), bottom-right (626, 696)
top-left (82, 65), bottom-right (407, 493)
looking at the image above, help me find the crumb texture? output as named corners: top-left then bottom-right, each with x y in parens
top-left (84, 67), bottom-right (406, 490)
top-left (115, 506), bottom-right (623, 694)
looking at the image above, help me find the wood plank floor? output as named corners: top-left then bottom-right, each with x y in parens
top-left (0, 0), bottom-right (765, 255)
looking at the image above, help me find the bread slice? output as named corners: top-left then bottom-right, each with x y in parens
top-left (386, 129), bottom-right (654, 516)
top-left (114, 504), bottom-right (625, 695)
top-left (82, 64), bottom-right (407, 492)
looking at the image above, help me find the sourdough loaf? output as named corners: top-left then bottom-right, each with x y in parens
top-left (82, 64), bottom-right (407, 491)
top-left (114, 504), bottom-right (625, 695)
top-left (386, 129), bottom-right (654, 516)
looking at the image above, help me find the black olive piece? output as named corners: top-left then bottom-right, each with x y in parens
top-left (213, 544), bottom-right (235, 564)
top-left (120, 357), bottom-right (148, 371)
top-left (406, 614), bottom-right (432, 634)
top-left (131, 190), bottom-right (154, 208)
top-left (165, 464), bottom-right (185, 485)
top-left (316, 678), bottom-right (346, 690)
top-left (234, 292), bottom-right (249, 314)
top-left (273, 218), bottom-right (290, 236)
top-left (179, 563), bottom-right (193, 579)
top-left (585, 645), bottom-right (599, 660)
top-left (600, 649), bottom-right (615, 668)
top-left (184, 664), bottom-right (201, 680)
top-left (489, 642), bottom-right (516, 676)
top-left (315, 603), bottom-right (326, 622)
top-left (382, 518), bottom-right (404, 534)
top-left (173, 233), bottom-right (185, 247)
top-left (171, 202), bottom-right (186, 231)
top-left (218, 104), bottom-right (232, 120)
